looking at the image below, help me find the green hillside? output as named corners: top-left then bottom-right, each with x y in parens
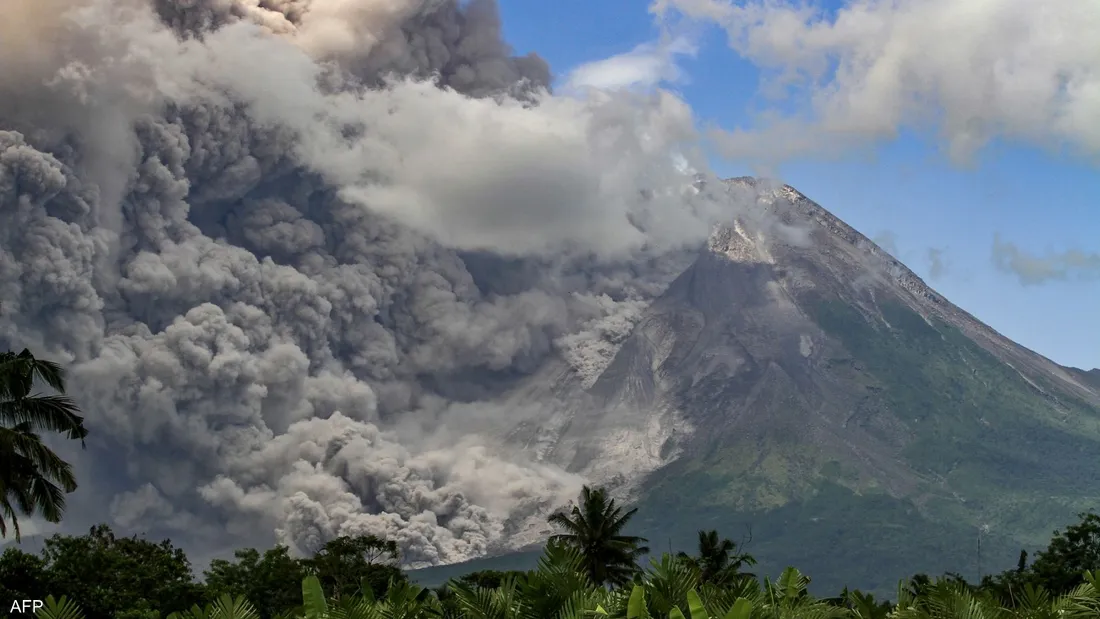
top-left (628, 297), bottom-right (1100, 597)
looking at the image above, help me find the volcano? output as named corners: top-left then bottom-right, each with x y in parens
top-left (493, 177), bottom-right (1100, 595)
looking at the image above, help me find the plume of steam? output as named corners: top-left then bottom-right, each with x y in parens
top-left (0, 0), bottom-right (740, 564)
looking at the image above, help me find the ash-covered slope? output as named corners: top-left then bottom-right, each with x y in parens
top-left (512, 177), bottom-right (1100, 595)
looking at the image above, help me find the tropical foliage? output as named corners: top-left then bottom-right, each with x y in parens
top-left (5, 497), bottom-right (1100, 619)
top-left (675, 529), bottom-right (757, 586)
top-left (21, 548), bottom-right (1100, 619)
top-left (547, 485), bottom-right (650, 587)
top-left (0, 349), bottom-right (89, 540)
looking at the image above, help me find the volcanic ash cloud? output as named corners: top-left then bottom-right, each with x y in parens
top-left (0, 0), bottom-right (737, 563)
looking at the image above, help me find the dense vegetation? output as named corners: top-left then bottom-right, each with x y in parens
top-left (4, 490), bottom-right (1100, 618)
top-left (5, 349), bottom-right (1100, 618)
top-left (6, 483), bottom-right (1100, 619)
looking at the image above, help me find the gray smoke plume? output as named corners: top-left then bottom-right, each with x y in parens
top-left (0, 0), bottom-right (740, 564)
top-left (992, 234), bottom-right (1100, 286)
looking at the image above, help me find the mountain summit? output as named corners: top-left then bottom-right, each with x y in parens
top-left (504, 178), bottom-right (1100, 595)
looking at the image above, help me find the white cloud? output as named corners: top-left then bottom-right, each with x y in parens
top-left (564, 37), bottom-right (697, 92)
top-left (653, 0), bottom-right (1100, 166)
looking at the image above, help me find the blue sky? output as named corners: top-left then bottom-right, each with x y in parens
top-left (498, 0), bottom-right (1100, 370)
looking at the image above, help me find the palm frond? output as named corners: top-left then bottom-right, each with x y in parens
top-left (207, 594), bottom-right (261, 619)
top-left (0, 350), bottom-right (66, 399)
top-left (0, 395), bottom-right (88, 443)
top-left (0, 426), bottom-right (78, 489)
top-left (35, 595), bottom-right (85, 619)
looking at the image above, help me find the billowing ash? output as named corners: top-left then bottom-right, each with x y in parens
top-left (0, 0), bottom-right (740, 565)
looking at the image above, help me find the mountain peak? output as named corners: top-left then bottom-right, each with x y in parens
top-left (710, 178), bottom-right (1100, 401)
top-left (707, 177), bottom-right (945, 306)
top-left (511, 178), bottom-right (1100, 595)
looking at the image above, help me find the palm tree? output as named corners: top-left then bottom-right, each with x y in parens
top-left (0, 348), bottom-right (89, 540)
top-left (676, 529), bottom-right (757, 586)
top-left (547, 485), bottom-right (650, 588)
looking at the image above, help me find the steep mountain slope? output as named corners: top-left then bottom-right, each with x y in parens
top-left (504, 178), bottom-right (1100, 596)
